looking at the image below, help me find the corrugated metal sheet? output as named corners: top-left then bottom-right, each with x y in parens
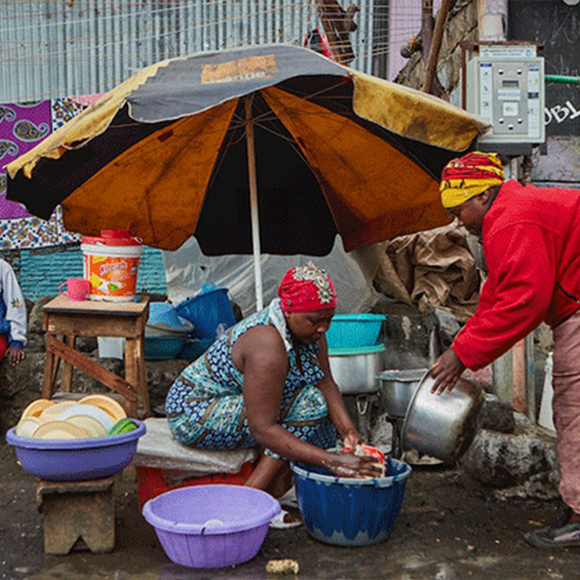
top-left (0, 0), bottom-right (380, 103)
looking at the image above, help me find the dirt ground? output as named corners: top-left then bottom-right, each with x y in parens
top-left (1, 440), bottom-right (579, 580)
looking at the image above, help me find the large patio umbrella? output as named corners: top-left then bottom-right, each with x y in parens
top-left (5, 44), bottom-right (489, 308)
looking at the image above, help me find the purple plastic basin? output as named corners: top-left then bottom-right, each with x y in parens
top-left (142, 484), bottom-right (280, 568)
top-left (6, 421), bottom-right (146, 481)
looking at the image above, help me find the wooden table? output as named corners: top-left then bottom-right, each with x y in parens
top-left (42, 295), bottom-right (150, 418)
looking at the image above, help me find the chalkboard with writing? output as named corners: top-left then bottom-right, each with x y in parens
top-left (509, 1), bottom-right (580, 136)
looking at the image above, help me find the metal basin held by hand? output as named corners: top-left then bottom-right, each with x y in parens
top-left (377, 368), bottom-right (428, 418)
top-left (401, 370), bottom-right (484, 462)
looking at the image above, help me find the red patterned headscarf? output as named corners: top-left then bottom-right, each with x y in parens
top-left (278, 262), bottom-right (337, 313)
top-left (440, 151), bottom-right (505, 209)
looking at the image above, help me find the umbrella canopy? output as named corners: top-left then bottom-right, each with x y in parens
top-left (5, 45), bottom-right (489, 306)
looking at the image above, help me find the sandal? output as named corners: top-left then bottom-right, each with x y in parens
top-left (525, 522), bottom-right (580, 548)
top-left (270, 509), bottom-right (302, 530)
top-left (278, 487), bottom-right (299, 510)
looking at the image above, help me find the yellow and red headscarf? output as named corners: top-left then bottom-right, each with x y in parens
top-left (278, 262), bottom-right (337, 313)
top-left (440, 152), bottom-right (505, 209)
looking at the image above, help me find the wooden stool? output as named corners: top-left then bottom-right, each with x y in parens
top-left (36, 478), bottom-right (115, 555)
top-left (42, 295), bottom-right (150, 417)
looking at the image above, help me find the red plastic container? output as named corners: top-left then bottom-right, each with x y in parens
top-left (136, 461), bottom-right (255, 510)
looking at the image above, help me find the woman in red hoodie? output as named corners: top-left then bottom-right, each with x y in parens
top-left (430, 151), bottom-right (580, 549)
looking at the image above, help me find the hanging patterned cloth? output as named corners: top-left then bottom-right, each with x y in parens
top-left (0, 99), bottom-right (83, 249)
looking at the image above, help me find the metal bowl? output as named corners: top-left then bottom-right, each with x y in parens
top-left (401, 370), bottom-right (484, 462)
top-left (376, 369), bottom-right (429, 418)
top-left (328, 345), bottom-right (384, 394)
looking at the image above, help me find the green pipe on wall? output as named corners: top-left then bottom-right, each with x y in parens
top-left (545, 74), bottom-right (580, 85)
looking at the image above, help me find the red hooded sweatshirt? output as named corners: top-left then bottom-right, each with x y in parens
top-left (453, 179), bottom-right (580, 370)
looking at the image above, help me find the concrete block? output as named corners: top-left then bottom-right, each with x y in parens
top-left (460, 414), bottom-right (559, 500)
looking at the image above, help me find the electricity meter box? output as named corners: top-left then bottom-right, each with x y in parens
top-left (464, 43), bottom-right (545, 156)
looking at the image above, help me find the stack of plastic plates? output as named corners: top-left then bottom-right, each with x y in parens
top-left (14, 395), bottom-right (129, 440)
top-left (79, 394), bottom-right (127, 423)
top-left (58, 404), bottom-right (115, 433)
top-left (14, 417), bottom-right (43, 438)
top-left (32, 421), bottom-right (91, 440)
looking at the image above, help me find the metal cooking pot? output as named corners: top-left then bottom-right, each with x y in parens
top-left (401, 370), bottom-right (484, 462)
top-left (376, 369), bottom-right (428, 418)
top-left (328, 345), bottom-right (384, 394)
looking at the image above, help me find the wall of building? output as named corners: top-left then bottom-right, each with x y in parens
top-left (5, 245), bottom-right (167, 301)
top-left (508, 0), bottom-right (580, 188)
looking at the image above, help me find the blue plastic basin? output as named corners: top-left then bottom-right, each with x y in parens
top-left (148, 302), bottom-right (184, 328)
top-left (291, 457), bottom-right (411, 546)
top-left (175, 289), bottom-right (236, 340)
top-left (325, 314), bottom-right (386, 350)
top-left (144, 335), bottom-right (185, 360)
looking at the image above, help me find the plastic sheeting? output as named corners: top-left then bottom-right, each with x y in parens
top-left (162, 235), bottom-right (383, 316)
top-left (135, 418), bottom-right (258, 474)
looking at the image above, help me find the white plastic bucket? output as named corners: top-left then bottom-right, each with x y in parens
top-left (82, 231), bottom-right (143, 302)
top-left (97, 337), bottom-right (125, 359)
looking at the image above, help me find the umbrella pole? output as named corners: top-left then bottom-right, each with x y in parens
top-left (245, 97), bottom-right (264, 311)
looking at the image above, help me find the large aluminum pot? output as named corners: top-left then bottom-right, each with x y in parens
top-left (376, 369), bottom-right (428, 418)
top-left (328, 345), bottom-right (384, 394)
top-left (401, 370), bottom-right (484, 462)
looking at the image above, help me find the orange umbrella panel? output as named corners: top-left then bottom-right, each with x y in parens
top-left (62, 102), bottom-right (237, 251)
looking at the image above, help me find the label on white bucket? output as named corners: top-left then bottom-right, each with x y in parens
top-left (82, 242), bottom-right (143, 302)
